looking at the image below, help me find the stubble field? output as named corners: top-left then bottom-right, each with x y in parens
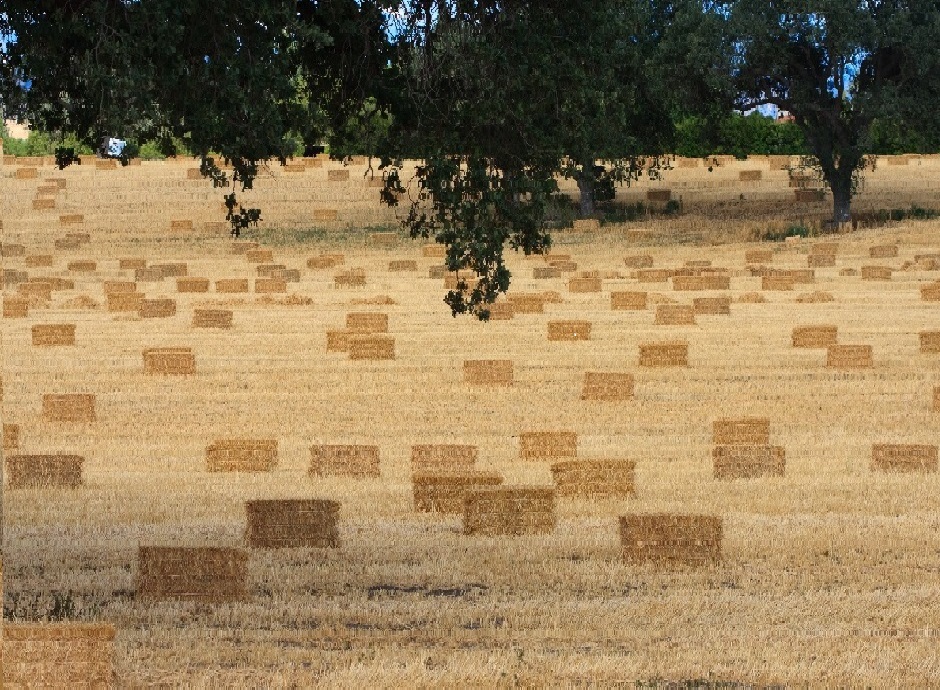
top-left (1, 154), bottom-right (939, 685)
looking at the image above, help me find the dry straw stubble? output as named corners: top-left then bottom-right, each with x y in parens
top-left (581, 372), bottom-right (634, 401)
top-left (2, 623), bottom-right (116, 687)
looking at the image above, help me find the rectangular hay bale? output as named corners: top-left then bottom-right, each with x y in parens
top-left (581, 372), bottom-right (634, 401)
top-left (672, 275), bottom-right (730, 291)
top-left (624, 254), bottom-right (654, 269)
top-left (655, 304), bottom-right (696, 325)
top-left (920, 331), bottom-right (940, 353)
top-left (143, 347), bottom-right (196, 375)
top-left (216, 278), bottom-right (250, 293)
top-left (255, 278), bottom-right (287, 293)
top-left (861, 265), bottom-right (892, 281)
top-left (611, 291), bottom-right (648, 311)
top-left (410, 445), bottom-right (479, 473)
top-left (808, 253), bottom-right (836, 268)
top-left (348, 335), bottom-right (395, 360)
top-left (2, 623), bottom-right (115, 687)
top-left (619, 514), bottom-right (722, 566)
top-left (177, 277), bottom-right (210, 292)
top-left (713, 417), bottom-right (770, 445)
top-left (3, 422), bottom-right (19, 450)
top-left (42, 393), bottom-right (96, 422)
top-left (507, 294), bottom-right (546, 314)
top-left (464, 359), bottom-right (513, 386)
top-left (519, 431), bottom-right (577, 459)
top-left (463, 486), bottom-right (556, 535)
top-left (827, 344), bottom-right (873, 368)
top-left (136, 546), bottom-right (248, 601)
top-left (245, 499), bottom-right (341, 548)
top-left (246, 249), bottom-right (274, 263)
top-left (869, 245), bottom-right (898, 258)
top-left (3, 296), bottom-right (29, 318)
top-left (745, 249), bottom-right (773, 264)
top-left (568, 277), bottom-right (602, 293)
top-left (413, 472), bottom-right (502, 513)
top-left (547, 320), bottom-right (591, 341)
top-left (107, 292), bottom-right (143, 312)
top-left (206, 439), bottom-right (278, 472)
top-left (389, 259), bottom-right (418, 272)
top-left (712, 445), bottom-right (786, 479)
top-left (550, 459), bottom-right (636, 498)
top-left (193, 309), bottom-right (233, 329)
top-left (138, 298), bottom-right (177, 318)
top-left (693, 297), bottom-right (730, 315)
top-left (6, 453), bottom-right (84, 488)
top-left (871, 444), bottom-right (938, 473)
top-left (309, 444), bottom-right (381, 478)
top-left (639, 340), bottom-right (688, 366)
top-left (792, 325), bottom-right (838, 348)
top-left (32, 323), bottom-right (76, 346)
top-left (346, 312), bottom-right (388, 333)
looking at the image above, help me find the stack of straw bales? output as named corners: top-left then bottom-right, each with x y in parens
top-left (712, 417), bottom-right (785, 479)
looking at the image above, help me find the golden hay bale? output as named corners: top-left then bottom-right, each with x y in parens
top-left (794, 188), bottom-right (825, 202)
top-left (428, 265), bottom-right (447, 279)
top-left (423, 244), bottom-right (447, 258)
top-left (60, 295), bottom-right (98, 310)
top-left (308, 254), bottom-right (344, 269)
top-left (413, 472), bottom-right (502, 513)
top-left (346, 312), bottom-right (388, 333)
top-left (745, 249), bottom-right (773, 264)
top-left (611, 291), bottom-right (648, 310)
top-left (619, 514), bottom-right (722, 566)
top-left (871, 444), bottom-right (938, 473)
top-left (507, 294), bottom-right (546, 314)
top-left (624, 254), bottom-right (654, 268)
top-left (18, 281), bottom-right (53, 301)
top-left (193, 309), bottom-right (233, 329)
top-left (231, 241), bottom-right (260, 255)
top-left (328, 169), bottom-right (350, 182)
top-left (739, 170), bottom-right (762, 181)
top-left (646, 189), bottom-right (672, 202)
top-left (547, 320), bottom-right (592, 341)
top-left (206, 439), bottom-right (278, 472)
top-left (326, 329), bottom-right (352, 352)
top-left (533, 266), bottom-right (561, 279)
top-left (827, 344), bottom-right (873, 368)
top-left (106, 292), bottom-right (143, 312)
top-left (309, 444), bottom-right (381, 478)
top-left (934, 386), bottom-right (940, 412)
top-left (136, 546), bottom-right (248, 601)
top-left (713, 445), bottom-right (786, 479)
top-left (3, 422), bottom-right (19, 450)
top-left (369, 231), bottom-right (399, 247)
top-left (635, 269), bottom-right (674, 283)
top-left (639, 340), bottom-right (688, 366)
top-left (572, 218), bottom-right (600, 231)
top-left (348, 335), bottom-right (395, 360)
top-left (152, 262), bottom-right (188, 277)
top-left (5, 454), bottom-right (84, 489)
top-left (519, 431), bottom-right (577, 460)
top-left (672, 275), bottom-right (731, 290)
top-left (463, 486), bottom-right (556, 536)
top-left (25, 254), bottom-right (53, 268)
top-left (245, 499), bottom-right (341, 548)
top-left (3, 297), bottom-right (30, 318)
top-left (138, 298), bottom-right (177, 318)
top-left (255, 278), bottom-right (287, 293)
top-left (59, 213), bottom-right (84, 224)
top-left (283, 162), bottom-right (307, 173)
top-left (410, 445), bottom-right (479, 473)
top-left (103, 280), bottom-right (137, 295)
top-left (389, 259), bottom-right (418, 272)
top-left (216, 278), bottom-right (250, 293)
top-left (811, 242), bottom-right (839, 255)
top-left (581, 372), bottom-right (634, 401)
top-left (134, 267), bottom-right (165, 283)
top-left (14, 167), bottom-right (38, 179)
top-left (655, 304), bottom-right (696, 325)
top-left (840, 268), bottom-right (858, 277)
top-left (95, 158), bottom-right (116, 170)
top-left (335, 269), bottom-right (367, 287)
top-left (548, 260), bottom-right (578, 272)
top-left (444, 275), bottom-right (480, 290)
top-left (170, 219), bottom-right (193, 231)
top-left (713, 417), bottom-right (770, 445)
top-left (67, 260), bottom-right (96, 272)
top-left (32, 324), bottom-right (76, 346)
top-left (920, 331), bottom-right (940, 353)
top-left (42, 394), bottom-right (96, 422)
top-left (792, 325), bottom-right (838, 348)
top-left (143, 347), bottom-right (195, 375)
top-left (187, 167), bottom-right (203, 179)
top-left (796, 291), bottom-right (834, 303)
top-left (463, 359), bottom-right (513, 386)
top-left (762, 276), bottom-right (795, 291)
top-left (684, 260), bottom-right (712, 268)
top-left (486, 301), bottom-right (515, 320)
top-left (2, 623), bottom-right (116, 687)
top-left (861, 266), bottom-right (892, 281)
top-left (550, 459), bottom-right (636, 498)
top-left (693, 297), bottom-right (731, 315)
top-left (351, 294), bottom-right (397, 306)
top-left (807, 253), bottom-right (836, 268)
top-left (246, 248), bottom-right (274, 264)
top-left (869, 244), bottom-right (898, 259)
top-left (177, 277), bottom-right (210, 293)
top-left (568, 277), bottom-right (602, 292)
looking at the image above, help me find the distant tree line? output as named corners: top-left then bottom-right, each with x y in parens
top-left (3, 1), bottom-right (939, 317)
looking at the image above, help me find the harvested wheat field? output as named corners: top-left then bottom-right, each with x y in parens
top-left (2, 155), bottom-right (940, 685)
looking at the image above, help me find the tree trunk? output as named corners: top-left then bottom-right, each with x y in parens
top-left (828, 166), bottom-right (853, 225)
top-left (576, 159), bottom-right (595, 218)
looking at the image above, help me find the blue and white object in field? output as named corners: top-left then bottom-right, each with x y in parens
top-left (99, 137), bottom-right (126, 158)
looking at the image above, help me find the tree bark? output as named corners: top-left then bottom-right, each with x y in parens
top-left (576, 158), bottom-right (595, 218)
top-left (828, 164), bottom-right (854, 225)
